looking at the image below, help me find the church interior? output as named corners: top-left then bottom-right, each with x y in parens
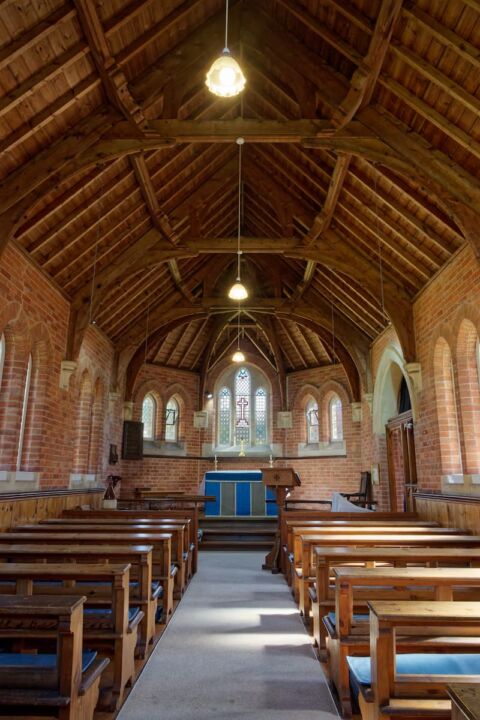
top-left (0, 0), bottom-right (480, 718)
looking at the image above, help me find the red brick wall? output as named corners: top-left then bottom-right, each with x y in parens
top-left (413, 245), bottom-right (480, 491)
top-left (0, 245), bottom-right (117, 488)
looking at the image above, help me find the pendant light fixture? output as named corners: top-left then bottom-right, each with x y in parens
top-left (228, 138), bottom-right (248, 301)
top-left (232, 306), bottom-right (245, 363)
top-left (206, 0), bottom-right (246, 97)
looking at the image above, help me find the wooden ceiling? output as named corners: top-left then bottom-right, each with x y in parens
top-left (1, 0), bottom-right (479, 396)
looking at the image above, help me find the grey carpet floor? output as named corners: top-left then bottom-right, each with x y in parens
top-left (118, 551), bottom-right (339, 720)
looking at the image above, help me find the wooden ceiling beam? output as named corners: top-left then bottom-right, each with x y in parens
top-left (74, 0), bottom-right (148, 130)
top-left (402, 3), bottom-right (480, 71)
top-left (180, 318), bottom-right (208, 369)
top-left (0, 5), bottom-right (77, 71)
top-left (0, 43), bottom-right (90, 119)
top-left (302, 154), bottom-right (351, 245)
top-left (277, 319), bottom-right (308, 369)
top-left (332, 0), bottom-right (403, 128)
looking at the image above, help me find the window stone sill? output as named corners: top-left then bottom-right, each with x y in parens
top-left (297, 441), bottom-right (346, 457)
top-left (0, 471), bottom-right (39, 492)
top-left (144, 440), bottom-right (186, 457)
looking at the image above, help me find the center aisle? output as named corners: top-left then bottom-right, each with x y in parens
top-left (118, 551), bottom-right (339, 720)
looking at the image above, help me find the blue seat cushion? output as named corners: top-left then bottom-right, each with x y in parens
top-left (326, 612), bottom-right (369, 629)
top-left (0, 651), bottom-right (97, 689)
top-left (183, 552), bottom-right (188, 561)
top-left (83, 607), bottom-right (141, 627)
top-left (347, 653), bottom-right (480, 687)
top-left (155, 606), bottom-right (164, 623)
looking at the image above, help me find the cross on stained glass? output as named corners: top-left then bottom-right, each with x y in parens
top-left (236, 396), bottom-right (249, 427)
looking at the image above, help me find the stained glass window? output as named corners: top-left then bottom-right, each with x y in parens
top-left (255, 388), bottom-right (267, 444)
top-left (165, 397), bottom-right (179, 442)
top-left (330, 395), bottom-right (343, 441)
top-left (142, 394), bottom-right (156, 439)
top-left (218, 387), bottom-right (231, 446)
top-left (306, 399), bottom-right (319, 444)
top-left (235, 367), bottom-right (250, 444)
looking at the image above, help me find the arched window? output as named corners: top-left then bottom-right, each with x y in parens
top-left (306, 399), bottom-right (319, 444)
top-left (215, 365), bottom-right (270, 450)
top-left (329, 395), bottom-right (343, 441)
top-left (0, 333), bottom-right (4, 389)
top-left (16, 354), bottom-right (32, 471)
top-left (165, 397), bottom-right (179, 442)
top-left (218, 387), bottom-right (231, 446)
top-left (142, 394), bottom-right (156, 440)
top-left (434, 338), bottom-right (462, 475)
top-left (255, 388), bottom-right (267, 444)
top-left (235, 367), bottom-right (251, 445)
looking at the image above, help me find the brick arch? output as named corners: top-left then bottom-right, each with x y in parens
top-left (88, 377), bottom-right (106, 475)
top-left (0, 302), bottom-right (31, 469)
top-left (293, 385), bottom-right (322, 446)
top-left (163, 384), bottom-right (190, 442)
top-left (433, 337), bottom-right (463, 476)
top-left (133, 382), bottom-right (163, 440)
top-left (372, 343), bottom-right (416, 434)
top-left (73, 369), bottom-right (93, 474)
top-left (456, 319), bottom-right (480, 474)
top-left (20, 326), bottom-right (53, 472)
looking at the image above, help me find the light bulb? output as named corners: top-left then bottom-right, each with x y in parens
top-left (228, 282), bottom-right (248, 300)
top-left (232, 350), bottom-right (245, 363)
top-left (206, 50), bottom-right (246, 98)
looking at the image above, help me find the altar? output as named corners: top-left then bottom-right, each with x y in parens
top-left (204, 470), bottom-right (278, 517)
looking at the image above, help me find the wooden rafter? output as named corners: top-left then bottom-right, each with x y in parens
top-left (302, 154), bottom-right (351, 246)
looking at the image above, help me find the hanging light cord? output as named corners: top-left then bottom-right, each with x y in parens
top-left (144, 303), bottom-right (150, 366)
top-left (374, 173), bottom-right (386, 323)
top-left (88, 199), bottom-right (102, 325)
top-left (237, 304), bottom-right (241, 350)
top-left (224, 0), bottom-right (229, 50)
top-left (236, 140), bottom-right (243, 282)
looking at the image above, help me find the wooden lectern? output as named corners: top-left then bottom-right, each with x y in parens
top-left (262, 467), bottom-right (301, 573)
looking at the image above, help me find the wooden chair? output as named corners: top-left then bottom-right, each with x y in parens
top-left (341, 471), bottom-right (373, 508)
top-left (0, 595), bottom-right (109, 720)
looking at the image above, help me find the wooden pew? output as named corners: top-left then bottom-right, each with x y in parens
top-left (0, 543), bottom-right (155, 656)
top-left (286, 524), bottom-right (458, 590)
top-left (312, 546), bottom-right (480, 653)
top-left (350, 601), bottom-right (480, 720)
top-left (297, 533), bottom-right (480, 620)
top-left (2, 530), bottom-right (173, 621)
top-left (14, 524), bottom-right (184, 601)
top-left (327, 567), bottom-right (480, 716)
top-left (278, 510), bottom-right (421, 573)
top-left (448, 685), bottom-right (480, 720)
top-left (0, 562), bottom-right (139, 711)
top-left (41, 517), bottom-right (195, 580)
top-left (63, 508), bottom-right (200, 573)
top-left (0, 595), bottom-right (109, 720)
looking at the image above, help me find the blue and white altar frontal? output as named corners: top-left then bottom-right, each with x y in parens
top-left (204, 470), bottom-right (278, 517)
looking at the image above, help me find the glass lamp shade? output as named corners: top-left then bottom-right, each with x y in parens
top-left (205, 50), bottom-right (246, 98)
top-left (228, 281), bottom-right (248, 300)
top-left (232, 350), bottom-right (246, 363)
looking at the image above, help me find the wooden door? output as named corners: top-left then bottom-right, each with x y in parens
top-left (386, 411), bottom-right (417, 512)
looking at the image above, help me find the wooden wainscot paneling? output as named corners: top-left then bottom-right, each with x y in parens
top-left (414, 492), bottom-right (480, 534)
top-left (0, 489), bottom-right (103, 532)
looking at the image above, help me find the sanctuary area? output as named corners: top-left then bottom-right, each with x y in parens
top-left (0, 0), bottom-right (480, 719)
